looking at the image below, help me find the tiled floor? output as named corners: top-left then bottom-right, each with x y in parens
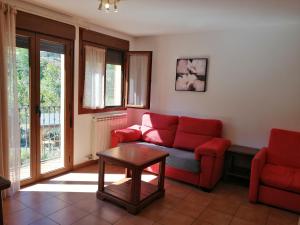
top-left (3, 164), bottom-right (300, 225)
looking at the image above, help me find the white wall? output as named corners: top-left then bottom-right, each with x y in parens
top-left (133, 26), bottom-right (300, 148)
top-left (8, 0), bottom-right (134, 165)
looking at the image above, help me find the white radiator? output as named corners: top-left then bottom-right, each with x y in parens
top-left (91, 113), bottom-right (128, 159)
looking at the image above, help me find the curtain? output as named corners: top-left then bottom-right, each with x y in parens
top-left (83, 45), bottom-right (106, 109)
top-left (0, 2), bottom-right (20, 197)
top-left (128, 54), bottom-right (148, 106)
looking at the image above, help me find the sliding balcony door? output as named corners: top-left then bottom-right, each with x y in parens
top-left (16, 31), bottom-right (73, 186)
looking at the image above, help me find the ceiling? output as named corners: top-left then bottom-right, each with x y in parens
top-left (21, 0), bottom-right (300, 37)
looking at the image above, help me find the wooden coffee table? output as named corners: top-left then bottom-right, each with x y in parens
top-left (96, 145), bottom-right (169, 214)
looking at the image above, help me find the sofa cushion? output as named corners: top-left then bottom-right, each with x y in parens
top-left (119, 142), bottom-right (200, 173)
top-left (112, 125), bottom-right (142, 142)
top-left (261, 164), bottom-right (300, 194)
top-left (141, 112), bottom-right (178, 147)
top-left (173, 116), bottom-right (222, 151)
top-left (268, 128), bottom-right (300, 168)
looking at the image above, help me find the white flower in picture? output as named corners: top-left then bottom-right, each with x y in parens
top-left (175, 74), bottom-right (198, 91)
top-left (188, 59), bottom-right (206, 75)
top-left (193, 80), bottom-right (205, 92)
top-left (176, 59), bottom-right (188, 74)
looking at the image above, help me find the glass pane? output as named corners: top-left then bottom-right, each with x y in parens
top-left (128, 54), bottom-right (148, 106)
top-left (105, 64), bottom-right (122, 106)
top-left (40, 39), bottom-right (65, 174)
top-left (16, 36), bottom-right (31, 180)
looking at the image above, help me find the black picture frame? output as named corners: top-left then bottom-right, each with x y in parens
top-left (175, 58), bottom-right (208, 92)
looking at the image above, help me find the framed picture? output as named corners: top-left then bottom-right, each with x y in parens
top-left (175, 58), bottom-right (208, 92)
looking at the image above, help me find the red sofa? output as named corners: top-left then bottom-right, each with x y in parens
top-left (111, 112), bottom-right (231, 190)
top-left (249, 128), bottom-right (300, 213)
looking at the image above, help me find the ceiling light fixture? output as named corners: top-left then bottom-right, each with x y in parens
top-left (98, 0), bottom-right (120, 13)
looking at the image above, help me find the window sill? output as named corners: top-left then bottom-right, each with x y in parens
top-left (78, 106), bottom-right (126, 115)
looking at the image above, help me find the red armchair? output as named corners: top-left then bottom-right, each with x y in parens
top-left (249, 128), bottom-right (300, 213)
top-left (111, 112), bottom-right (231, 190)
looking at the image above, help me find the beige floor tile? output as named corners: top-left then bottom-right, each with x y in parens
top-left (48, 205), bottom-right (89, 225)
top-left (4, 208), bottom-right (43, 225)
top-left (235, 203), bottom-right (270, 225)
top-left (173, 199), bottom-right (206, 218)
top-left (184, 190), bottom-right (213, 207)
top-left (91, 202), bottom-right (127, 224)
top-left (165, 183), bottom-right (192, 199)
top-left (3, 198), bottom-right (27, 214)
top-left (14, 191), bottom-right (53, 206)
top-left (139, 202), bottom-right (171, 222)
top-left (198, 208), bottom-right (232, 225)
top-left (115, 214), bottom-right (154, 225)
top-left (73, 196), bottom-right (105, 213)
top-left (230, 218), bottom-right (257, 225)
top-left (29, 217), bottom-right (59, 225)
top-left (154, 193), bottom-right (182, 209)
top-left (267, 208), bottom-right (300, 225)
top-left (29, 196), bottom-right (70, 215)
top-left (157, 209), bottom-right (195, 225)
top-left (192, 220), bottom-right (214, 225)
top-left (72, 215), bottom-right (111, 225)
top-left (207, 195), bottom-right (241, 215)
top-left (55, 192), bottom-right (94, 204)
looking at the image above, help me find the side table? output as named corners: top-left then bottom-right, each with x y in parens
top-left (224, 145), bottom-right (259, 183)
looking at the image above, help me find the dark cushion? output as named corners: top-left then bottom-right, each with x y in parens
top-left (119, 142), bottom-right (200, 173)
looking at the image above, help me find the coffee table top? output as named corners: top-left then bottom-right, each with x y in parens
top-left (97, 145), bottom-right (169, 167)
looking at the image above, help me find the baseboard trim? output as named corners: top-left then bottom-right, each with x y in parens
top-left (73, 160), bottom-right (98, 170)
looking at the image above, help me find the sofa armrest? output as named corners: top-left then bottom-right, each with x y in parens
top-left (195, 138), bottom-right (231, 160)
top-left (249, 147), bottom-right (267, 203)
top-left (111, 125), bottom-right (142, 147)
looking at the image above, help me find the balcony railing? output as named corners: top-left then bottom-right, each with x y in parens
top-left (19, 105), bottom-right (62, 167)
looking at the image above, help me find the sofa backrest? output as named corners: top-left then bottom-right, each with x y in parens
top-left (267, 128), bottom-right (300, 168)
top-left (173, 116), bottom-right (222, 151)
top-left (141, 112), bottom-right (179, 147)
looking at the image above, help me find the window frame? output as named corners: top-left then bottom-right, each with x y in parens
top-left (78, 28), bottom-right (128, 114)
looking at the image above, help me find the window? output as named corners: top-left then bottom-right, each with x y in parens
top-left (78, 28), bottom-right (152, 114)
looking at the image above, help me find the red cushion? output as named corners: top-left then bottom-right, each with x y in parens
top-left (113, 125), bottom-right (142, 142)
top-left (173, 116), bottom-right (222, 151)
top-left (141, 112), bottom-right (178, 147)
top-left (268, 128), bottom-right (300, 168)
top-left (261, 164), bottom-right (300, 194)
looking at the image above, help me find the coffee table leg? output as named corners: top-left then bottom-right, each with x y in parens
top-left (158, 158), bottom-right (166, 191)
top-left (131, 168), bottom-right (141, 205)
top-left (98, 157), bottom-right (105, 193)
top-left (125, 168), bottom-right (131, 178)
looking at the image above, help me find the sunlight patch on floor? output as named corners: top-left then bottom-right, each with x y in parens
top-left (20, 172), bottom-right (157, 193)
top-left (21, 183), bottom-right (98, 193)
top-left (50, 172), bottom-right (157, 182)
